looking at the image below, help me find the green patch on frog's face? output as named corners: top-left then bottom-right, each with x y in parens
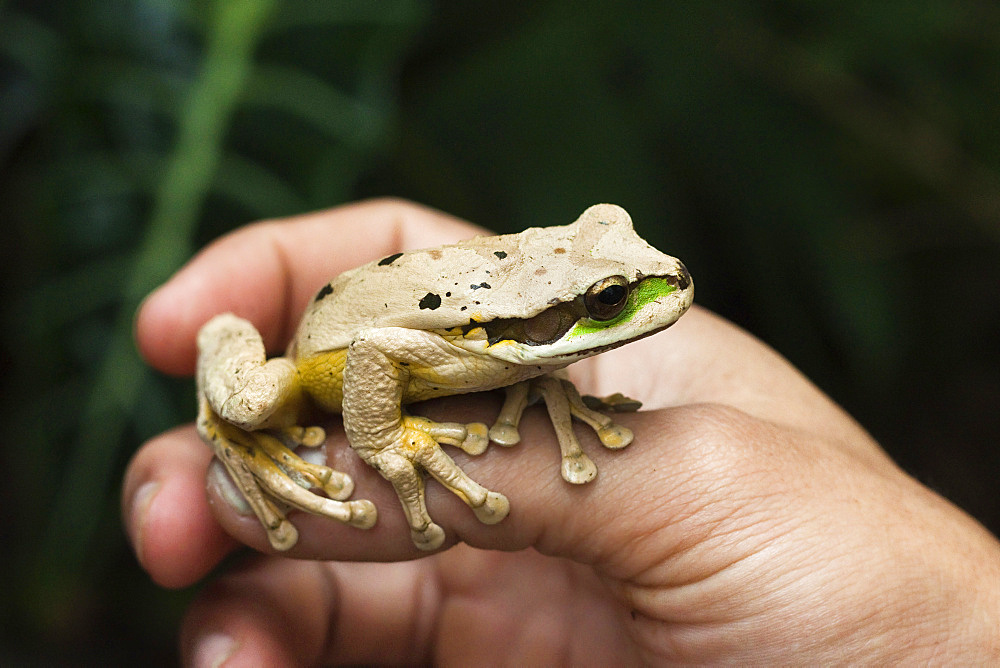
top-left (567, 276), bottom-right (677, 339)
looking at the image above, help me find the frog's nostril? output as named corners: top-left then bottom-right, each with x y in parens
top-left (675, 262), bottom-right (691, 290)
top-left (663, 262), bottom-right (691, 291)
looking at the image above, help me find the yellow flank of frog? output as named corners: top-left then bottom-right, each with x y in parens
top-left (296, 349), bottom-right (348, 412)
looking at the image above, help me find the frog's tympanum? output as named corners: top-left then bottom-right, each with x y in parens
top-left (196, 204), bottom-right (693, 551)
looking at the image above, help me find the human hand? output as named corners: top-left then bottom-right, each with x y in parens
top-left (124, 199), bottom-right (1000, 665)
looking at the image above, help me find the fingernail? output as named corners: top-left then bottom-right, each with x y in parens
top-left (128, 481), bottom-right (160, 563)
top-left (192, 632), bottom-right (238, 668)
top-left (207, 459), bottom-right (252, 516)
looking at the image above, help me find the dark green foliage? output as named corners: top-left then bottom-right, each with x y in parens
top-left (2, 0), bottom-right (998, 661)
top-left (0, 0), bottom-right (426, 662)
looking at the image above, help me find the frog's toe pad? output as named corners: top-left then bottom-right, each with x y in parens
top-left (598, 424), bottom-right (633, 449)
top-left (282, 425), bottom-right (327, 447)
top-left (345, 500), bottom-right (378, 529)
top-left (459, 423), bottom-right (490, 455)
top-left (412, 523), bottom-right (446, 551)
top-left (322, 470), bottom-right (355, 501)
top-left (472, 491), bottom-right (510, 525)
top-left (488, 422), bottom-right (521, 447)
top-left (562, 453), bottom-right (598, 484)
top-left (267, 520), bottom-right (299, 552)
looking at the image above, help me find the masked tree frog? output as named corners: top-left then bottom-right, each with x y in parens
top-left (197, 204), bottom-right (693, 551)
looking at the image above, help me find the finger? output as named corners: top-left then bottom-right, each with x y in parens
top-left (136, 198), bottom-right (483, 376)
top-left (122, 425), bottom-right (237, 587)
top-left (137, 305), bottom-right (884, 575)
top-left (182, 545), bottom-right (637, 667)
top-left (194, 391), bottom-right (700, 563)
top-left (180, 556), bottom-right (438, 666)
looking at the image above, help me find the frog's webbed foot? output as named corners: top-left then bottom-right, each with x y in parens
top-left (343, 328), bottom-right (511, 550)
top-left (489, 374), bottom-right (639, 484)
top-left (198, 402), bottom-right (377, 551)
top-left (362, 415), bottom-right (509, 551)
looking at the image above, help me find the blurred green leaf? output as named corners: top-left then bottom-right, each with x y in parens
top-left (214, 152), bottom-right (308, 217)
top-left (0, 9), bottom-right (66, 80)
top-left (39, 0), bottom-right (280, 596)
top-left (1, 0), bottom-right (427, 658)
top-left (268, 0), bottom-right (425, 32)
top-left (246, 64), bottom-right (387, 151)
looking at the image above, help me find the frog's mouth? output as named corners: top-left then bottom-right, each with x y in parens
top-left (541, 321), bottom-right (679, 362)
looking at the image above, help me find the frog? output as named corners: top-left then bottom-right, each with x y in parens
top-left (196, 203), bottom-right (693, 552)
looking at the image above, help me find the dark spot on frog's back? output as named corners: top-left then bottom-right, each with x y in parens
top-left (470, 282), bottom-right (491, 290)
top-left (493, 250), bottom-right (507, 259)
top-left (418, 293), bottom-right (442, 310)
top-left (378, 252), bottom-right (403, 266)
top-left (314, 283), bottom-right (334, 302)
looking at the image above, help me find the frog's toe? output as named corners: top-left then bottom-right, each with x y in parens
top-left (322, 470), bottom-right (355, 501)
top-left (597, 424), bottom-right (633, 449)
top-left (459, 423), bottom-right (489, 455)
top-left (273, 426), bottom-right (355, 498)
top-left (472, 491), bottom-right (510, 525)
top-left (562, 453), bottom-right (598, 484)
top-left (199, 409), bottom-right (378, 550)
top-left (415, 417), bottom-right (490, 455)
top-left (345, 499), bottom-right (378, 529)
top-left (488, 421), bottom-right (521, 447)
top-left (266, 520), bottom-right (299, 552)
top-left (281, 425), bottom-right (326, 447)
top-left (582, 392), bottom-right (642, 413)
top-left (412, 523), bottom-right (446, 551)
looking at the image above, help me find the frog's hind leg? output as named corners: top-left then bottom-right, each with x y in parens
top-left (196, 313), bottom-right (376, 551)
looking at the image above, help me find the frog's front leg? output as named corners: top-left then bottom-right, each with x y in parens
top-left (196, 314), bottom-right (376, 551)
top-left (343, 328), bottom-right (510, 551)
top-left (489, 371), bottom-right (637, 484)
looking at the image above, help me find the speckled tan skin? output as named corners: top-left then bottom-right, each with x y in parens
top-left (196, 204), bottom-right (693, 551)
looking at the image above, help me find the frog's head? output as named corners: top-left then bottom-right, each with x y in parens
top-left (476, 204), bottom-right (693, 365)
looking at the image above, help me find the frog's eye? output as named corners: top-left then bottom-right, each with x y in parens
top-left (584, 275), bottom-right (629, 321)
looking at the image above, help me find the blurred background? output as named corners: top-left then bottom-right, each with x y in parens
top-left (2, 0), bottom-right (998, 663)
